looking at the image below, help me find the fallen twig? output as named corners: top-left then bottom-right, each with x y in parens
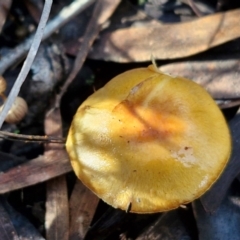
top-left (0, 0), bottom-right (52, 128)
top-left (0, 130), bottom-right (65, 143)
top-left (0, 0), bottom-right (95, 75)
top-left (187, 0), bottom-right (203, 17)
top-left (54, 0), bottom-right (121, 109)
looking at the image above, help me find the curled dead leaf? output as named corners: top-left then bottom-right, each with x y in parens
top-left (160, 54), bottom-right (240, 99)
top-left (90, 9), bottom-right (240, 62)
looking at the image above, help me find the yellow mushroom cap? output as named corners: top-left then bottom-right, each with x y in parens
top-left (66, 65), bottom-right (231, 213)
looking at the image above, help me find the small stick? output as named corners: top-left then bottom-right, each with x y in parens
top-left (0, 0), bottom-right (52, 128)
top-left (54, 0), bottom-right (121, 109)
top-left (0, 0), bottom-right (95, 75)
top-left (187, 0), bottom-right (203, 17)
top-left (0, 130), bottom-right (65, 143)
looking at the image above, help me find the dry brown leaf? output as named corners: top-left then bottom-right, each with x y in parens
top-left (44, 108), bottom-right (69, 240)
top-left (64, 0), bottom-right (149, 56)
top-left (200, 110), bottom-right (240, 213)
top-left (0, 0), bottom-right (12, 33)
top-left (160, 54), bottom-right (240, 99)
top-left (69, 180), bottom-right (99, 240)
top-left (0, 153), bottom-right (71, 194)
top-left (89, 8), bottom-right (240, 62)
top-left (46, 176), bottom-right (69, 240)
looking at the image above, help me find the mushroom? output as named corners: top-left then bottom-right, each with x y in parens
top-left (66, 65), bottom-right (231, 213)
top-left (0, 76), bottom-right (28, 124)
top-left (0, 96), bottom-right (28, 124)
top-left (0, 76), bottom-right (7, 94)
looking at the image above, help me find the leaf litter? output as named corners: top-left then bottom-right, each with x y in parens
top-left (0, 0), bottom-right (240, 239)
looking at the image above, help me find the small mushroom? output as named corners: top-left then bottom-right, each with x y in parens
top-left (66, 65), bottom-right (231, 213)
top-left (0, 96), bottom-right (28, 124)
top-left (0, 76), bottom-right (7, 94)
